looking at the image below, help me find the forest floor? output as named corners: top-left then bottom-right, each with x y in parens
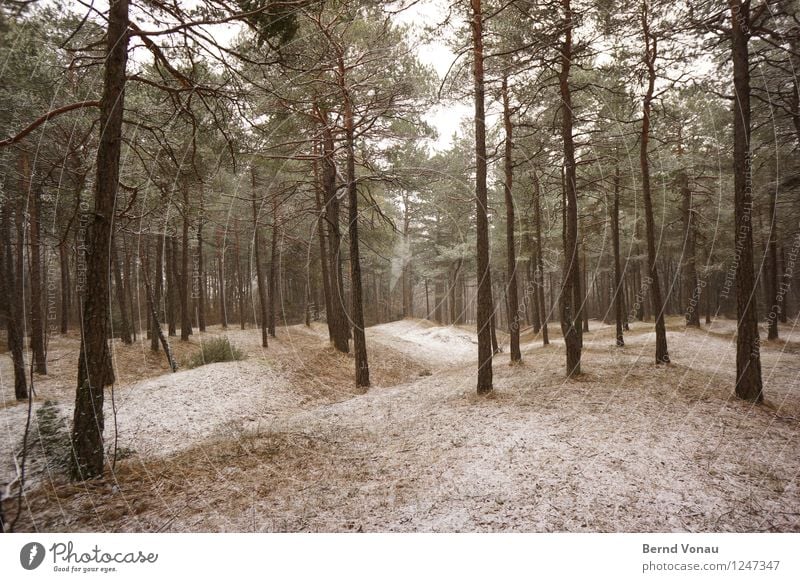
top-left (1, 315), bottom-right (799, 532)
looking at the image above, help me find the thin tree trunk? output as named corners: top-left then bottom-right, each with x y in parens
top-left (252, 172), bottom-right (269, 348)
top-left (533, 172), bottom-right (549, 345)
top-left (166, 235), bottom-right (177, 336)
top-left (313, 139), bottom-right (333, 339)
top-left (559, 0), bottom-right (581, 375)
top-left (197, 218), bottom-right (206, 332)
top-left (765, 190), bottom-right (779, 340)
top-left (268, 195), bottom-right (279, 338)
top-left (141, 250), bottom-right (177, 371)
top-left (501, 74), bottom-right (521, 362)
top-left (112, 237), bottom-right (132, 344)
top-left (23, 154), bottom-right (47, 374)
top-left (71, 0), bottom-right (128, 480)
top-left (679, 170), bottom-right (701, 327)
top-left (180, 181), bottom-right (192, 340)
top-left (471, 0), bottom-right (493, 393)
top-left (612, 165), bottom-right (625, 346)
top-left (150, 236), bottom-right (161, 351)
top-left (729, 0), bottom-right (763, 402)
top-left (122, 233), bottom-right (136, 340)
top-left (217, 232), bottom-right (228, 329)
top-left (342, 77), bottom-right (370, 389)
top-left (2, 202), bottom-right (28, 399)
top-left (321, 118), bottom-right (349, 352)
top-left (234, 225), bottom-right (245, 330)
top-left (778, 245), bottom-right (788, 323)
top-left (640, 0), bottom-right (670, 364)
top-left (425, 278), bottom-right (430, 319)
top-left (60, 241), bottom-right (70, 334)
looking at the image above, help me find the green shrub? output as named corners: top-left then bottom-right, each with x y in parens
top-left (187, 336), bottom-right (245, 368)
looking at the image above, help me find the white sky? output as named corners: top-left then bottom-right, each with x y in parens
top-left (392, 0), bottom-right (472, 150)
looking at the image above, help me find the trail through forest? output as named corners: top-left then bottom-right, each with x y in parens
top-left (3, 317), bottom-right (799, 532)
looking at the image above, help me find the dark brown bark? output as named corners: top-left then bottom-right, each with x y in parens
top-left (22, 153), bottom-right (47, 374)
top-left (252, 172), bottom-right (269, 348)
top-left (2, 202), bottom-right (28, 399)
top-left (197, 218), bottom-right (206, 332)
top-left (581, 243), bottom-right (589, 334)
top-left (59, 241), bottom-right (70, 334)
top-left (122, 234), bottom-right (136, 340)
top-left (112, 237), bottom-right (132, 344)
top-left (765, 190), bottom-right (779, 340)
top-left (472, 0), bottom-right (493, 393)
top-left (313, 139), bottom-right (334, 338)
top-left (679, 171), bottom-right (700, 327)
top-left (342, 79), bottom-right (370, 389)
top-left (71, 0), bottom-right (128, 480)
top-left (401, 192), bottom-right (413, 319)
top-left (141, 249), bottom-right (177, 371)
top-left (778, 245), bottom-right (788, 323)
top-left (180, 181), bottom-right (192, 341)
top-left (559, 0), bottom-right (581, 376)
top-left (533, 172), bottom-right (549, 345)
top-left (321, 119), bottom-right (349, 353)
top-left (501, 74), bottom-right (521, 362)
top-left (611, 165), bottom-right (625, 346)
top-left (424, 278), bottom-right (430, 319)
top-left (730, 0), bottom-right (763, 402)
top-left (268, 195), bottom-right (279, 337)
top-left (640, 0), bottom-right (670, 364)
top-left (216, 231), bottom-right (228, 329)
top-left (234, 225), bottom-right (245, 330)
top-left (166, 235), bottom-right (177, 336)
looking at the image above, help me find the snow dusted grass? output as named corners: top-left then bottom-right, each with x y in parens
top-left (2, 316), bottom-right (799, 532)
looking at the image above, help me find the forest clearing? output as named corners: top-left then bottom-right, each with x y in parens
top-left (3, 316), bottom-right (798, 532)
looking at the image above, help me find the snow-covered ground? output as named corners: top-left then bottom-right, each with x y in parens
top-left (2, 317), bottom-right (799, 532)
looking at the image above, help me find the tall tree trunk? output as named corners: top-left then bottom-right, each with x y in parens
top-left (140, 250), bottom-right (177, 371)
top-left (640, 0), bottom-right (670, 364)
top-left (765, 189), bottom-right (779, 340)
top-left (729, 0), bottom-right (763, 402)
top-left (2, 202), bottom-right (28, 399)
top-left (533, 172), bottom-right (549, 345)
top-left (581, 242), bottom-right (589, 334)
top-left (424, 278), bottom-right (430, 319)
top-left (197, 218), bottom-right (206, 332)
top-left (252, 173), bottom-right (269, 348)
top-left (778, 245), bottom-right (788, 323)
top-left (268, 195), bottom-right (279, 337)
top-left (112, 237), bottom-right (132, 344)
top-left (612, 165), bottom-right (625, 346)
top-left (313, 139), bottom-right (334, 338)
top-left (402, 193), bottom-right (413, 319)
top-left (501, 74), bottom-right (522, 362)
top-left (559, 0), bottom-right (581, 376)
top-left (122, 233), bottom-right (136, 340)
top-left (71, 0), bottom-right (128, 480)
top-left (60, 241), bottom-right (70, 334)
top-left (180, 181), bottom-right (192, 341)
top-left (342, 79), bottom-right (370, 389)
top-left (234, 225), bottom-right (245, 330)
top-left (321, 119), bottom-right (349, 352)
top-left (217, 232), bottom-right (228, 329)
top-left (22, 154), bottom-right (47, 374)
top-left (471, 0), bottom-right (493, 393)
top-left (166, 235), bottom-right (177, 336)
top-left (679, 171), bottom-right (700, 327)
